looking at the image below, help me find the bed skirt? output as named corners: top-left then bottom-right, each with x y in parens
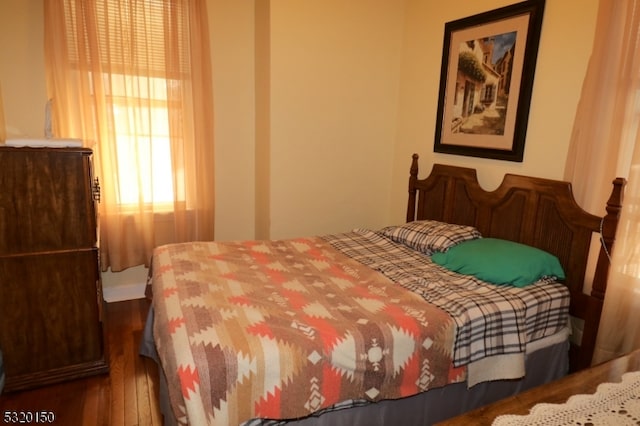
top-left (140, 307), bottom-right (569, 426)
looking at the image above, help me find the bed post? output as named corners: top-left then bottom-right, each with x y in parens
top-left (592, 177), bottom-right (626, 300)
top-left (576, 177), bottom-right (625, 370)
top-left (406, 153), bottom-right (419, 223)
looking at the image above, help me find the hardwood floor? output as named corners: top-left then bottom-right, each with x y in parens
top-left (438, 349), bottom-right (640, 425)
top-left (0, 299), bottom-right (163, 426)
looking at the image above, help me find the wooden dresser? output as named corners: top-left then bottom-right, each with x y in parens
top-left (0, 146), bottom-right (109, 392)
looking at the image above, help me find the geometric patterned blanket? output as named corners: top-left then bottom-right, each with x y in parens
top-left (150, 230), bottom-right (569, 425)
top-left (151, 237), bottom-right (460, 425)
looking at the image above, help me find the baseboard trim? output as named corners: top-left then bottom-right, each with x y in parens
top-left (103, 282), bottom-right (147, 302)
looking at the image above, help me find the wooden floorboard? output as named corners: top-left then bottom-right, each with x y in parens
top-left (0, 299), bottom-right (162, 426)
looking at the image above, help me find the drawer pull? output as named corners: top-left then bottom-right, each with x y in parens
top-left (93, 177), bottom-right (101, 202)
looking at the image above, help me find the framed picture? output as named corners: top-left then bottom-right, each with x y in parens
top-left (433, 0), bottom-right (546, 162)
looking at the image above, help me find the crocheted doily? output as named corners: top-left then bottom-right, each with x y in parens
top-left (492, 371), bottom-right (640, 425)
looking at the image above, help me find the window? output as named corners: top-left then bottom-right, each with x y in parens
top-left (67, 0), bottom-right (187, 206)
top-left (109, 74), bottom-right (175, 205)
top-left (483, 84), bottom-right (495, 103)
top-left (45, 0), bottom-right (215, 270)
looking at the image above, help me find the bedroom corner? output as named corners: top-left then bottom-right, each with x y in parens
top-left (0, 0), bottom-right (599, 302)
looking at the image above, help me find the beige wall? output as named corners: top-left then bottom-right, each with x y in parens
top-left (0, 0), bottom-right (599, 299)
top-left (0, 1), bottom-right (47, 138)
top-left (209, 0), bottom-right (257, 242)
top-left (268, 0), bottom-right (404, 238)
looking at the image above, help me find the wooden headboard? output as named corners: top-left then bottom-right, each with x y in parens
top-left (406, 154), bottom-right (625, 372)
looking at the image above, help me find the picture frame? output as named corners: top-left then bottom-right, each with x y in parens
top-left (433, 0), bottom-right (546, 162)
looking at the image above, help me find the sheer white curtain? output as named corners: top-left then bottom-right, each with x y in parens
top-left (595, 147), bottom-right (640, 364)
top-left (44, 0), bottom-right (215, 271)
top-left (564, 0), bottom-right (640, 364)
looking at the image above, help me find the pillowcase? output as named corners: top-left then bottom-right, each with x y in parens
top-left (431, 237), bottom-right (565, 287)
top-left (381, 220), bottom-right (481, 254)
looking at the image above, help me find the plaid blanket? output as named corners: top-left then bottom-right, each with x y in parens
top-left (325, 229), bottom-right (570, 366)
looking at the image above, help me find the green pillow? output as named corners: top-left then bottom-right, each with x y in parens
top-left (431, 238), bottom-right (565, 287)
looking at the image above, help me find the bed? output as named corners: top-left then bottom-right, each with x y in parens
top-left (140, 154), bottom-right (625, 426)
